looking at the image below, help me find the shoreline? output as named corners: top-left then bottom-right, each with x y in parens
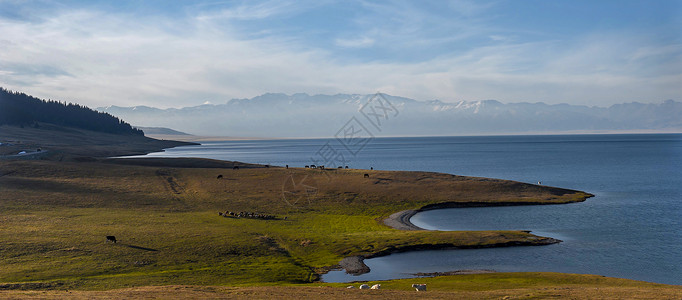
top-left (333, 235), bottom-right (562, 276)
top-left (337, 199), bottom-right (591, 276)
top-left (383, 198), bottom-right (593, 231)
top-left (383, 210), bottom-right (424, 230)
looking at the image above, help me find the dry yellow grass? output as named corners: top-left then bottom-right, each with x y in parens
top-left (2, 276), bottom-right (681, 300)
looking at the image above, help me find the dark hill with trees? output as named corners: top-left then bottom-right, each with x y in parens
top-left (0, 87), bottom-right (142, 135)
top-left (1, 88), bottom-right (195, 158)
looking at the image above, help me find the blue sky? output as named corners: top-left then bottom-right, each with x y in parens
top-left (1, 0), bottom-right (680, 108)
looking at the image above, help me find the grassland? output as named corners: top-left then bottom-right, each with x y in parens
top-left (2, 274), bottom-right (681, 299)
top-left (0, 158), bottom-right (594, 288)
top-left (1, 125), bottom-right (679, 298)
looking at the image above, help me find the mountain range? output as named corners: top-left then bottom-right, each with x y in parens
top-left (98, 93), bottom-right (682, 137)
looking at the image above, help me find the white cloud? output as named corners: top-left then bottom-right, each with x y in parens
top-left (0, 2), bottom-right (679, 109)
top-left (334, 36), bottom-right (375, 48)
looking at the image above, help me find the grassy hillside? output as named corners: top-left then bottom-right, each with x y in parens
top-left (0, 88), bottom-right (142, 136)
top-left (0, 124), bottom-right (193, 158)
top-left (0, 158), bottom-right (596, 289)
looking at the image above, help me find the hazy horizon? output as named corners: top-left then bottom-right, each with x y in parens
top-left (99, 93), bottom-right (682, 138)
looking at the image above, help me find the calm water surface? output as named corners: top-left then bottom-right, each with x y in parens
top-left (135, 134), bottom-right (682, 285)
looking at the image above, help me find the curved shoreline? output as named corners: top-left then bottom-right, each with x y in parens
top-left (383, 210), bottom-right (425, 230)
top-left (383, 199), bottom-right (593, 231)
top-left (339, 200), bottom-right (592, 276)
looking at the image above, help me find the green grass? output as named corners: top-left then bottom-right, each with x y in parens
top-left (0, 158), bottom-right (643, 293)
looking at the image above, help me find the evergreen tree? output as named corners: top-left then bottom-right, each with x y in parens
top-left (0, 87), bottom-right (143, 135)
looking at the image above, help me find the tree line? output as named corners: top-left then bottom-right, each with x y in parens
top-left (0, 87), bottom-right (143, 135)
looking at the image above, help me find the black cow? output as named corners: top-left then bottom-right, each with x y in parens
top-left (364, 174), bottom-right (370, 178)
top-left (217, 174), bottom-right (223, 179)
top-left (106, 236), bottom-right (117, 243)
top-left (233, 166), bottom-right (239, 170)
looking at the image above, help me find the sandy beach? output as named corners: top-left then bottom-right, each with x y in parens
top-left (383, 210), bottom-right (425, 231)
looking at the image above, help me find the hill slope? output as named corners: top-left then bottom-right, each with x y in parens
top-left (1, 88), bottom-right (142, 135)
top-left (0, 89), bottom-right (194, 158)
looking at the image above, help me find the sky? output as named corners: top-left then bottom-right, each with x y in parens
top-left (0, 0), bottom-right (680, 108)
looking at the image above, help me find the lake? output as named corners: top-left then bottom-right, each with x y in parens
top-left (132, 134), bottom-right (682, 285)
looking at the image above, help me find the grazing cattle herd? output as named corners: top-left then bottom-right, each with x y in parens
top-left (219, 210), bottom-right (279, 220)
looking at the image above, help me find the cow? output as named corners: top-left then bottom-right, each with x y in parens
top-left (310, 164), bottom-right (316, 168)
top-left (286, 165), bottom-right (289, 169)
top-left (233, 166), bottom-right (239, 170)
top-left (217, 174), bottom-right (223, 179)
top-left (364, 173), bottom-right (369, 178)
top-left (412, 284), bottom-right (426, 291)
top-left (345, 166), bottom-right (348, 169)
top-left (370, 167), bottom-right (373, 170)
top-left (371, 284), bottom-right (381, 289)
top-left (106, 236), bottom-right (117, 243)
top-left (305, 165), bottom-right (309, 168)
top-left (359, 284), bottom-right (370, 289)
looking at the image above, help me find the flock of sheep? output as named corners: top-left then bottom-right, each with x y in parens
top-left (346, 283), bottom-right (427, 291)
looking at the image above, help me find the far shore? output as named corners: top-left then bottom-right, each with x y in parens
top-left (146, 130), bottom-right (682, 143)
top-left (144, 134), bottom-right (271, 142)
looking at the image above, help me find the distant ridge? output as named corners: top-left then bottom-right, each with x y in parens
top-left (136, 126), bottom-right (191, 136)
top-left (1, 87), bottom-right (143, 136)
top-left (99, 93), bottom-right (682, 137)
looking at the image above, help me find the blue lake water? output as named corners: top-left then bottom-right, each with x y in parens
top-left (134, 134), bottom-right (682, 285)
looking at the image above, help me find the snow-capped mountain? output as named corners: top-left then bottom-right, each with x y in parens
top-left (98, 94), bottom-right (682, 137)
